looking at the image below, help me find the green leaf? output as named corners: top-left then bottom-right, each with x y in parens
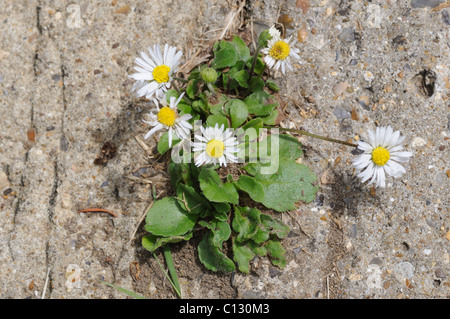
top-left (247, 240), bottom-right (268, 256)
top-left (177, 101), bottom-right (193, 115)
top-left (249, 77), bottom-right (264, 92)
top-left (242, 118), bottom-right (264, 131)
top-left (101, 281), bottom-right (147, 299)
top-left (198, 168), bottom-right (239, 205)
top-left (266, 79), bottom-right (280, 92)
top-left (198, 232), bottom-right (235, 272)
top-left (228, 99), bottom-right (248, 128)
top-left (157, 131), bottom-right (181, 155)
top-left (258, 30), bottom-right (271, 48)
top-left (208, 93), bottom-right (229, 115)
top-left (144, 197), bottom-right (198, 237)
top-left (164, 89), bottom-right (179, 102)
top-left (232, 206), bottom-right (261, 242)
top-left (243, 134), bottom-right (318, 212)
top-left (246, 56), bottom-right (265, 75)
top-left (234, 175), bottom-right (265, 203)
top-left (176, 183), bottom-right (211, 215)
top-left (266, 239), bottom-right (286, 268)
top-left (231, 35), bottom-right (251, 63)
top-left (168, 161), bottom-right (192, 189)
top-left (186, 78), bottom-right (201, 99)
top-left (198, 219), bottom-right (231, 249)
top-left (261, 109), bottom-right (279, 125)
top-left (261, 213), bottom-right (290, 239)
top-left (232, 70), bottom-right (250, 88)
top-left (212, 201), bottom-right (231, 213)
top-left (244, 91), bottom-right (277, 116)
top-left (142, 232), bottom-right (193, 253)
top-left (252, 226), bottom-right (270, 244)
top-left (232, 239), bottom-right (255, 274)
top-left (206, 114), bottom-right (229, 129)
top-left (211, 42), bottom-right (238, 69)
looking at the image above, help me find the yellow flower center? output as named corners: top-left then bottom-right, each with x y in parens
top-left (152, 65), bottom-right (171, 83)
top-left (157, 107), bottom-right (177, 127)
top-left (206, 139), bottom-right (224, 159)
top-left (372, 147), bottom-right (390, 166)
top-left (269, 40), bottom-right (290, 60)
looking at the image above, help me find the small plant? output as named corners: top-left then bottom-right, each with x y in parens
top-left (128, 26), bottom-right (412, 280)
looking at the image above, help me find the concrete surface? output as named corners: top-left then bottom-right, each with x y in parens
top-left (0, 0), bottom-right (448, 299)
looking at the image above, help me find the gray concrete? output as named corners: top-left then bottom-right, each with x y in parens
top-left (0, 0), bottom-right (448, 299)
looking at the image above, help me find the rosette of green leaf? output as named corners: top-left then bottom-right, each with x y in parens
top-left (225, 99), bottom-right (248, 128)
top-left (265, 239), bottom-right (286, 268)
top-left (242, 134), bottom-right (318, 212)
top-left (198, 167), bottom-right (239, 205)
top-left (234, 175), bottom-right (265, 203)
top-left (230, 207), bottom-right (290, 273)
top-left (142, 232), bottom-right (193, 253)
top-left (208, 93), bottom-right (230, 116)
top-left (198, 232), bottom-right (235, 272)
top-left (232, 206), bottom-right (261, 242)
top-left (198, 219), bottom-right (231, 249)
top-left (176, 183), bottom-right (212, 217)
top-left (232, 238), bottom-right (255, 273)
top-left (211, 40), bottom-right (239, 69)
top-left (244, 90), bottom-right (278, 117)
top-left (144, 197), bottom-right (198, 237)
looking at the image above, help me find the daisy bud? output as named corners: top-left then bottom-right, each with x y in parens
top-left (201, 68), bottom-right (218, 84)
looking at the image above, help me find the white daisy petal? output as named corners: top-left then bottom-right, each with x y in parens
top-left (129, 44), bottom-right (183, 99)
top-left (353, 126), bottom-right (412, 188)
top-left (144, 123), bottom-right (163, 139)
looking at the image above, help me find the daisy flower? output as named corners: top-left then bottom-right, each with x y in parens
top-left (352, 126), bottom-right (413, 188)
top-left (143, 93), bottom-right (192, 147)
top-left (192, 124), bottom-right (239, 167)
top-left (129, 44), bottom-right (183, 99)
top-left (261, 26), bottom-right (300, 74)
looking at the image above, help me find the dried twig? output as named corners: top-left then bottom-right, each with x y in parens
top-left (429, 1), bottom-right (450, 12)
top-left (128, 200), bottom-right (154, 244)
top-left (41, 268), bottom-right (51, 299)
top-left (77, 208), bottom-right (119, 218)
top-left (134, 135), bottom-right (153, 157)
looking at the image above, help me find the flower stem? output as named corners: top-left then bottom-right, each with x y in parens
top-left (248, 45), bottom-right (262, 77)
top-left (172, 81), bottom-right (192, 105)
top-left (266, 126), bottom-right (358, 147)
top-left (173, 76), bottom-right (188, 83)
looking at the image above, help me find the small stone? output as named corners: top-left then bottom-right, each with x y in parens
top-left (320, 170), bottom-right (335, 184)
top-left (114, 5), bottom-right (131, 14)
top-left (311, 34), bottom-right (327, 50)
top-left (366, 4), bottom-right (382, 29)
top-left (0, 171), bottom-right (9, 189)
top-left (356, 95), bottom-right (370, 110)
top-left (297, 24), bottom-right (308, 43)
top-left (435, 268), bottom-right (446, 279)
top-left (411, 137), bottom-right (426, 147)
top-left (348, 58), bottom-right (358, 66)
top-left (333, 106), bottom-right (351, 120)
top-left (370, 257), bottom-right (383, 266)
top-left (363, 71), bottom-right (374, 82)
top-left (442, 10), bottom-right (450, 25)
top-left (338, 28), bottom-right (355, 44)
top-left (410, 0), bottom-right (445, 9)
top-left (393, 262), bottom-right (415, 283)
top-left (332, 81), bottom-right (349, 96)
